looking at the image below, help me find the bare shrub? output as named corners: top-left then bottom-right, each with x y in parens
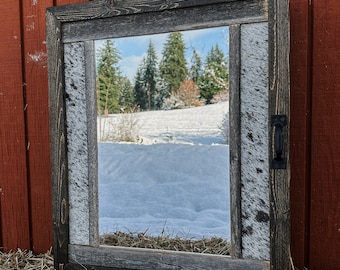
top-left (177, 78), bottom-right (200, 107)
top-left (210, 89), bottom-right (229, 104)
top-left (193, 100), bottom-right (201, 107)
top-left (112, 108), bottom-right (140, 142)
top-left (99, 106), bottom-right (140, 142)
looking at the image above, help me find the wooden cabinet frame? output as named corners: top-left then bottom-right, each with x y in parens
top-left (46, 0), bottom-right (290, 269)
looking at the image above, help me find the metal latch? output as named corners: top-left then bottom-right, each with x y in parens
top-left (271, 115), bottom-right (287, 169)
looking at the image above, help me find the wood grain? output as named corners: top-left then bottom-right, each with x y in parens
top-left (309, 0), bottom-right (340, 268)
top-left (46, 9), bottom-right (70, 270)
top-left (0, 0), bottom-right (31, 251)
top-left (289, 0), bottom-right (311, 268)
top-left (229, 24), bottom-right (242, 259)
top-left (21, 0), bottom-right (54, 254)
top-left (84, 40), bottom-right (99, 246)
top-left (68, 244), bottom-right (269, 270)
top-left (51, 0), bottom-right (267, 23)
top-left (62, 0), bottom-right (268, 43)
top-left (268, 0), bottom-right (291, 269)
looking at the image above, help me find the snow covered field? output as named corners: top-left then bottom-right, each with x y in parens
top-left (98, 102), bottom-right (231, 240)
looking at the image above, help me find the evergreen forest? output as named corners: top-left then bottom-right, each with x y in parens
top-left (96, 31), bottom-right (229, 115)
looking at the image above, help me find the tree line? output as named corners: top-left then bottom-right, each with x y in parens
top-left (96, 32), bottom-right (229, 115)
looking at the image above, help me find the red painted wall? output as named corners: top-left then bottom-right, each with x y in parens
top-left (0, 1), bottom-right (31, 251)
top-left (290, 0), bottom-right (340, 269)
top-left (21, 0), bottom-right (54, 253)
top-left (0, 0), bottom-right (89, 254)
top-left (309, 0), bottom-right (340, 268)
top-left (290, 0), bottom-right (312, 267)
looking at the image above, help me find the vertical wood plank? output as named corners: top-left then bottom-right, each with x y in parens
top-left (229, 24), bottom-right (242, 259)
top-left (47, 0), bottom-right (98, 267)
top-left (21, 0), bottom-right (54, 254)
top-left (309, 0), bottom-right (340, 268)
top-left (48, 0), bottom-right (89, 267)
top-left (46, 8), bottom-right (69, 269)
top-left (289, 0), bottom-right (311, 268)
top-left (84, 40), bottom-right (99, 246)
top-left (0, 0), bottom-right (31, 251)
top-left (268, 0), bottom-right (291, 269)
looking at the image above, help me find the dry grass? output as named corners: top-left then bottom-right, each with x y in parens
top-left (0, 248), bottom-right (54, 270)
top-left (100, 231), bottom-right (231, 255)
top-left (0, 232), bottom-right (230, 269)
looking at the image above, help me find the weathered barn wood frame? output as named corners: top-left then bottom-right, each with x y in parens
top-left (46, 0), bottom-right (290, 269)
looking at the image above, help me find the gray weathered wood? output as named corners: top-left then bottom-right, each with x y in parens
top-left (85, 40), bottom-right (100, 247)
top-left (46, 9), bottom-right (69, 270)
top-left (49, 0), bottom-right (267, 23)
top-left (62, 0), bottom-right (268, 43)
top-left (65, 264), bottom-right (127, 270)
top-left (268, 0), bottom-right (291, 269)
top-left (229, 24), bottom-right (242, 259)
top-left (68, 244), bottom-right (270, 270)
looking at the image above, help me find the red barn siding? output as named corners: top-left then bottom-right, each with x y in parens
top-left (289, 0), bottom-right (312, 268)
top-left (21, 0), bottom-right (54, 254)
top-left (290, 0), bottom-right (340, 269)
top-left (0, 0), bottom-right (89, 254)
top-left (309, 0), bottom-right (340, 268)
top-left (0, 1), bottom-right (31, 250)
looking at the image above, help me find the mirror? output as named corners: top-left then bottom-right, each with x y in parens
top-left (96, 27), bottom-right (231, 255)
top-left (47, 0), bottom-right (291, 268)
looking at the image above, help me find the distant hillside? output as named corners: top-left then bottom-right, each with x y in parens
top-left (98, 102), bottom-right (229, 144)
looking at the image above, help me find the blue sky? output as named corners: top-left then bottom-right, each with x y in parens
top-left (95, 26), bottom-right (229, 82)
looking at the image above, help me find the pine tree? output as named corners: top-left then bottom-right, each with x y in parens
top-left (189, 49), bottom-right (203, 83)
top-left (199, 44), bottom-right (229, 104)
top-left (159, 32), bottom-right (188, 96)
top-left (134, 40), bottom-right (159, 110)
top-left (134, 66), bottom-right (148, 110)
top-left (118, 76), bottom-right (135, 112)
top-left (96, 40), bottom-right (122, 114)
top-left (154, 77), bottom-right (169, 109)
top-left (144, 40), bottom-right (158, 110)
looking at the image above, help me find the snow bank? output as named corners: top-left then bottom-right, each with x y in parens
top-left (98, 102), bottom-right (230, 240)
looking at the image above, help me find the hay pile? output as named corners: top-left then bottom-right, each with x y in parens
top-left (100, 231), bottom-right (231, 255)
top-left (0, 249), bottom-right (54, 270)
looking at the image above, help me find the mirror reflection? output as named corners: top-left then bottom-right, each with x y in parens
top-left (96, 27), bottom-right (230, 255)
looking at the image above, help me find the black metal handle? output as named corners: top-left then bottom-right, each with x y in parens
top-left (274, 123), bottom-right (283, 161)
top-left (271, 115), bottom-right (287, 169)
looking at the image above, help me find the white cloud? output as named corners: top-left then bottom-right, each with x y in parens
top-left (119, 54), bottom-right (145, 82)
